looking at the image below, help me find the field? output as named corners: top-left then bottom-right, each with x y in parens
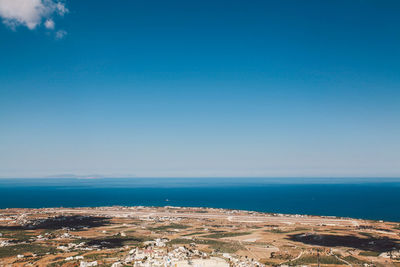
top-left (0, 206), bottom-right (400, 266)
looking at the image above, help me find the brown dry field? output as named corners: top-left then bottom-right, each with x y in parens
top-left (1, 206), bottom-right (400, 266)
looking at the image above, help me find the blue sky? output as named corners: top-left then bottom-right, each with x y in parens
top-left (0, 0), bottom-right (399, 178)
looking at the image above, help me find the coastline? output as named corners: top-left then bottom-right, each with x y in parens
top-left (1, 178), bottom-right (400, 222)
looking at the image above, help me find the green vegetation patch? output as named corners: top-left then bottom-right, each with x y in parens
top-left (84, 252), bottom-right (112, 260)
top-left (264, 228), bottom-right (285, 234)
top-left (168, 238), bottom-right (193, 245)
top-left (149, 223), bottom-right (189, 231)
top-left (0, 243), bottom-right (57, 258)
top-left (197, 239), bottom-right (244, 253)
top-left (0, 229), bottom-right (36, 242)
top-left (169, 238), bottom-right (244, 253)
top-left (343, 255), bottom-right (368, 265)
top-left (264, 227), bottom-right (308, 234)
top-left (203, 232), bottom-right (252, 239)
top-left (209, 225), bottom-right (225, 228)
top-left (359, 251), bottom-right (380, 257)
top-left (182, 232), bottom-right (205, 236)
top-left (289, 255), bottom-right (343, 265)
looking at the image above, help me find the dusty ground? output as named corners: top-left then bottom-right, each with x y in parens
top-left (0, 206), bottom-right (400, 266)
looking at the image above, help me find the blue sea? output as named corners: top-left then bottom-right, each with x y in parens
top-left (0, 178), bottom-right (399, 222)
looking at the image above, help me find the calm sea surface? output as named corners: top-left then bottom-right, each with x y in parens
top-left (0, 178), bottom-right (399, 222)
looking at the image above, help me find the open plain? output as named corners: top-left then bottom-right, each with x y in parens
top-left (0, 206), bottom-right (399, 267)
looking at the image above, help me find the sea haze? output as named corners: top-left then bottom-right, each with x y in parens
top-left (0, 178), bottom-right (399, 222)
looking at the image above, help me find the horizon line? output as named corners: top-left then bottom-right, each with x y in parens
top-left (1, 176), bottom-right (400, 179)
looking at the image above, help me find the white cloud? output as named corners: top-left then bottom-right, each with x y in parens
top-left (0, 0), bottom-right (68, 30)
top-left (55, 29), bottom-right (66, 39)
top-left (44, 18), bottom-right (54, 29)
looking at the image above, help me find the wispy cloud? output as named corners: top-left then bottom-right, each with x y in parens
top-left (55, 29), bottom-right (66, 39)
top-left (0, 0), bottom-right (68, 36)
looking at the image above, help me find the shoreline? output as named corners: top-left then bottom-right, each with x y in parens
top-left (2, 178), bottom-right (400, 222)
top-left (1, 205), bottom-right (399, 224)
top-left (1, 205), bottom-right (367, 222)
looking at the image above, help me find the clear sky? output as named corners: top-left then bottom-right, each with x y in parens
top-left (0, 0), bottom-right (399, 178)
